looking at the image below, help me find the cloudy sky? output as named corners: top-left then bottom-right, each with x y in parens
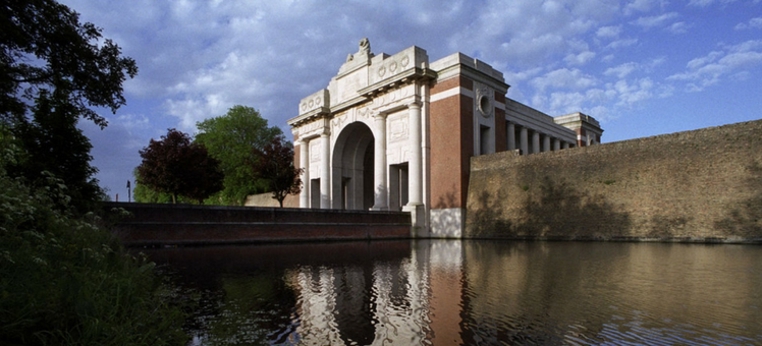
top-left (59, 0), bottom-right (762, 200)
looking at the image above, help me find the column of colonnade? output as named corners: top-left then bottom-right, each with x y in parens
top-left (506, 121), bottom-right (575, 156)
top-left (531, 131), bottom-right (540, 154)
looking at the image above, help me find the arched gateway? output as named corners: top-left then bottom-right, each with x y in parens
top-left (331, 122), bottom-right (374, 210)
top-left (288, 39), bottom-right (603, 238)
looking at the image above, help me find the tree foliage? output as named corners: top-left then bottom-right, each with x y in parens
top-left (1, 0), bottom-right (137, 212)
top-left (195, 105), bottom-right (282, 205)
top-left (1, 0), bottom-right (138, 127)
top-left (6, 90), bottom-right (103, 212)
top-left (251, 135), bottom-right (303, 207)
top-left (136, 129), bottom-right (224, 204)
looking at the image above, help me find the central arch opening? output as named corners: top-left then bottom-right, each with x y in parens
top-left (332, 122), bottom-right (375, 210)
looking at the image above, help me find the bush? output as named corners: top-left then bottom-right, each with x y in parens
top-left (0, 142), bottom-right (188, 345)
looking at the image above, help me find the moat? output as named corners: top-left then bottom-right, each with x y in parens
top-left (143, 240), bottom-right (762, 345)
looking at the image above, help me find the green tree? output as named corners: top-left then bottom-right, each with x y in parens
top-left (195, 105), bottom-right (282, 205)
top-left (1, 0), bottom-right (137, 211)
top-left (250, 135), bottom-right (303, 207)
top-left (136, 128), bottom-right (224, 204)
top-left (132, 168), bottom-right (187, 204)
top-left (8, 91), bottom-right (103, 212)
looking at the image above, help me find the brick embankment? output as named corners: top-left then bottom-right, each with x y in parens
top-left (466, 119), bottom-right (762, 243)
top-left (103, 202), bottom-right (412, 247)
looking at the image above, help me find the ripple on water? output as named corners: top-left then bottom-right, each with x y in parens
top-left (145, 241), bottom-right (762, 346)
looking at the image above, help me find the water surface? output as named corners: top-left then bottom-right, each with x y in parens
top-left (144, 240), bottom-right (762, 345)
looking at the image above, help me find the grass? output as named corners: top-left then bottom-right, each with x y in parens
top-left (0, 147), bottom-right (188, 345)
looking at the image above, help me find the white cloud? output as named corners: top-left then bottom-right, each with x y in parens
top-left (605, 62), bottom-right (639, 78)
top-left (597, 25), bottom-right (622, 38)
top-left (667, 21), bottom-right (690, 34)
top-left (530, 68), bottom-right (598, 91)
top-left (735, 17), bottom-right (762, 30)
top-left (613, 78), bottom-right (654, 106)
top-left (624, 0), bottom-right (666, 15)
top-left (668, 40), bottom-right (762, 91)
top-left (564, 51), bottom-right (597, 65)
top-left (688, 0), bottom-right (738, 7)
top-left (631, 12), bottom-right (679, 29)
top-left (606, 38), bottom-right (639, 49)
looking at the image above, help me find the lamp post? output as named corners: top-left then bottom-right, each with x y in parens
top-left (127, 180), bottom-right (131, 203)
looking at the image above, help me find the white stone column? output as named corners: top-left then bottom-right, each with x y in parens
top-left (320, 132), bottom-right (330, 209)
top-left (299, 138), bottom-right (310, 208)
top-left (519, 127), bottom-right (528, 155)
top-left (372, 113), bottom-right (388, 210)
top-left (563, 142), bottom-right (570, 149)
top-left (407, 102), bottom-right (422, 206)
top-left (553, 138), bottom-right (561, 151)
top-left (532, 131), bottom-right (540, 154)
top-left (507, 122), bottom-right (516, 151)
top-left (542, 135), bottom-right (551, 152)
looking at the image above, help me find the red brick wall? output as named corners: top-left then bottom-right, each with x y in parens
top-left (106, 203), bottom-right (411, 246)
top-left (430, 76), bottom-right (473, 209)
top-left (494, 90), bottom-right (507, 153)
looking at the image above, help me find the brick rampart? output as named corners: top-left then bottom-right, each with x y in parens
top-left (105, 203), bottom-right (412, 246)
top-left (466, 120), bottom-right (762, 243)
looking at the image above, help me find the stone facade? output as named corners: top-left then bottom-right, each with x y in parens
top-left (466, 120), bottom-right (762, 242)
top-left (288, 39), bottom-right (601, 237)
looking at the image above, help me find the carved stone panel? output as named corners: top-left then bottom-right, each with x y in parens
top-left (369, 46), bottom-right (428, 85)
top-left (389, 114), bottom-right (409, 143)
top-left (299, 89), bottom-right (329, 116)
top-left (310, 141), bottom-right (321, 163)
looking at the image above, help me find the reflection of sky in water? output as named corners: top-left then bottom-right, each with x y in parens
top-left (147, 241), bottom-right (762, 345)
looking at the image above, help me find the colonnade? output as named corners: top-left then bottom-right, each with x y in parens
top-left (506, 122), bottom-right (572, 155)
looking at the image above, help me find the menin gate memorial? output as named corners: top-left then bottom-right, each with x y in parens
top-left (288, 39), bottom-right (602, 237)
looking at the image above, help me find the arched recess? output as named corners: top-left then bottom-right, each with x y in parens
top-left (332, 122), bottom-right (375, 210)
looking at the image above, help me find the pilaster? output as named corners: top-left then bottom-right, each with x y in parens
top-left (320, 131), bottom-right (331, 209)
top-left (298, 139), bottom-right (310, 208)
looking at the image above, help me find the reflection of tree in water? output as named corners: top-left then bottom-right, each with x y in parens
top-left (201, 271), bottom-right (298, 345)
top-left (715, 161), bottom-right (762, 238)
top-left (470, 176), bottom-right (631, 238)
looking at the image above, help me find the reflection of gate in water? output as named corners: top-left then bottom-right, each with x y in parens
top-left (283, 240), bottom-right (464, 345)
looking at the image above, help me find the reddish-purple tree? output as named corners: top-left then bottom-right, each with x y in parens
top-left (136, 128), bottom-right (223, 204)
top-left (251, 135), bottom-right (303, 207)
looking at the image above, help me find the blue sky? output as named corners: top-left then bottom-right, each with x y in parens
top-left (59, 0), bottom-right (762, 200)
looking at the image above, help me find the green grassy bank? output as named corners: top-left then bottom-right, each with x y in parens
top-left (1, 147), bottom-right (188, 345)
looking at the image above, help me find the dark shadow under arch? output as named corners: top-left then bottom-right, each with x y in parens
top-left (332, 122), bottom-right (375, 210)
